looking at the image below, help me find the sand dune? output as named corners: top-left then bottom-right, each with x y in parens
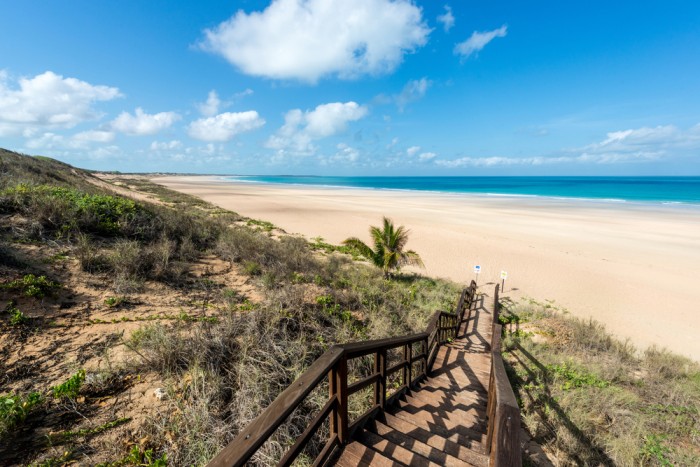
top-left (153, 176), bottom-right (700, 361)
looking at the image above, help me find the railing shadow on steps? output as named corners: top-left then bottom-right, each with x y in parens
top-left (207, 280), bottom-right (520, 467)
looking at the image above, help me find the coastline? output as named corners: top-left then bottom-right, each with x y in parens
top-left (153, 175), bottom-right (700, 361)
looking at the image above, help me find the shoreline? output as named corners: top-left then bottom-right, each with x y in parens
top-left (152, 175), bottom-right (700, 361)
top-left (220, 175), bottom-right (700, 208)
top-left (218, 175), bottom-right (700, 212)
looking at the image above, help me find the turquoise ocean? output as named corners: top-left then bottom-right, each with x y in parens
top-left (227, 176), bottom-right (700, 206)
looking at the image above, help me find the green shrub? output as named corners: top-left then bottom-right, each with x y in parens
top-left (244, 261), bottom-right (262, 276)
top-left (52, 369), bottom-right (86, 399)
top-left (3, 274), bottom-right (60, 298)
top-left (9, 306), bottom-right (29, 326)
top-left (0, 184), bottom-right (143, 237)
top-left (0, 392), bottom-right (43, 435)
top-left (104, 296), bottom-right (125, 308)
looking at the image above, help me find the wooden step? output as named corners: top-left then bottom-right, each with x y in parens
top-left (388, 404), bottom-right (488, 446)
top-left (355, 428), bottom-right (442, 467)
top-left (366, 419), bottom-right (473, 467)
top-left (426, 369), bottom-right (489, 387)
top-left (407, 387), bottom-right (487, 414)
top-left (424, 374), bottom-right (489, 394)
top-left (393, 398), bottom-right (487, 433)
top-left (433, 351), bottom-right (491, 370)
top-left (378, 412), bottom-right (489, 465)
top-left (412, 385), bottom-right (489, 410)
top-left (335, 440), bottom-right (401, 467)
top-left (399, 393), bottom-right (488, 427)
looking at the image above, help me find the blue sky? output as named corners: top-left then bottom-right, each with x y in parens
top-left (1, 0), bottom-right (699, 175)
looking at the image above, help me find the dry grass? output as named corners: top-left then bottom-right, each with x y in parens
top-left (500, 297), bottom-right (700, 466)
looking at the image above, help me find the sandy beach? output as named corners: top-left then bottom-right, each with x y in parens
top-left (153, 176), bottom-right (700, 361)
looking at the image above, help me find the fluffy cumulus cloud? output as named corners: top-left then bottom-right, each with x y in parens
top-left (188, 111), bottom-right (265, 142)
top-left (266, 101), bottom-right (368, 155)
top-left (436, 124), bottom-right (700, 168)
top-left (0, 71), bottom-right (121, 136)
top-left (437, 5), bottom-right (455, 32)
top-left (199, 0), bottom-right (430, 83)
top-left (419, 152), bottom-right (436, 161)
top-left (454, 25), bottom-right (507, 59)
top-left (111, 108), bottom-right (180, 136)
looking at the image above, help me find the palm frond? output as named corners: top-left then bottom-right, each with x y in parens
top-left (342, 237), bottom-right (375, 261)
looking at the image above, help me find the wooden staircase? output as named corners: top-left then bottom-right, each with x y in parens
top-left (335, 291), bottom-right (494, 467)
top-left (207, 283), bottom-right (521, 467)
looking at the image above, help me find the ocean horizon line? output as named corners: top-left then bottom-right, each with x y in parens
top-left (220, 175), bottom-right (700, 206)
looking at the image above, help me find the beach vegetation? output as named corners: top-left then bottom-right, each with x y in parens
top-left (0, 391), bottom-right (43, 436)
top-left (51, 369), bottom-right (86, 400)
top-left (342, 216), bottom-right (425, 278)
top-left (500, 297), bottom-right (700, 465)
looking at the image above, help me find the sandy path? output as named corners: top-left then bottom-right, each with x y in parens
top-left (153, 176), bottom-right (700, 361)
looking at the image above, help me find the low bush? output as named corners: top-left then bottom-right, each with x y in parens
top-left (52, 369), bottom-right (86, 400)
top-left (0, 391), bottom-right (43, 436)
top-left (2, 273), bottom-right (60, 298)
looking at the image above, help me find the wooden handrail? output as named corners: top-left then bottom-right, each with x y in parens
top-left (486, 284), bottom-right (522, 467)
top-left (208, 281), bottom-right (478, 467)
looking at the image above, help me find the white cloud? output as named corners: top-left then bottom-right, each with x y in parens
top-left (419, 152), bottom-right (436, 161)
top-left (396, 78), bottom-right (431, 111)
top-left (454, 25), bottom-right (507, 59)
top-left (333, 143), bottom-right (360, 163)
top-left (150, 140), bottom-right (183, 151)
top-left (234, 88), bottom-right (254, 100)
top-left (266, 101), bottom-right (368, 155)
top-left (0, 71), bottom-right (121, 135)
top-left (199, 0), bottom-right (430, 83)
top-left (196, 90), bottom-right (221, 117)
top-left (406, 145), bottom-right (421, 156)
top-left (591, 125), bottom-right (696, 151)
top-left (25, 132), bottom-right (66, 150)
top-left (434, 129), bottom-right (696, 168)
top-left (436, 124), bottom-right (700, 168)
top-left (437, 5), bottom-right (455, 32)
top-left (188, 111), bottom-right (265, 142)
top-left (73, 129), bottom-right (115, 143)
top-left (111, 108), bottom-right (180, 135)
top-left (26, 129), bottom-right (116, 150)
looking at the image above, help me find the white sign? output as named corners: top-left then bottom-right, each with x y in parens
top-left (474, 265), bottom-right (481, 274)
top-left (500, 271), bottom-right (508, 280)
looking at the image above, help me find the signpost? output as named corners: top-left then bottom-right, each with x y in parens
top-left (473, 265), bottom-right (481, 285)
top-left (500, 270), bottom-right (508, 291)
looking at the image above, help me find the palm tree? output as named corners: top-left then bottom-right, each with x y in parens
top-left (343, 217), bottom-right (424, 278)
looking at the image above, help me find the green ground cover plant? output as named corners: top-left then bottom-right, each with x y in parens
top-left (0, 391), bottom-right (43, 436)
top-left (2, 274), bottom-right (60, 298)
top-left (51, 369), bottom-right (85, 399)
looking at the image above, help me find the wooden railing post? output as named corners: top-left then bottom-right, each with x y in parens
top-left (329, 368), bottom-right (338, 439)
top-left (422, 337), bottom-right (428, 378)
top-left (374, 349), bottom-right (387, 409)
top-left (336, 356), bottom-right (348, 444)
top-left (403, 343), bottom-right (412, 389)
top-left (494, 283), bottom-right (500, 324)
